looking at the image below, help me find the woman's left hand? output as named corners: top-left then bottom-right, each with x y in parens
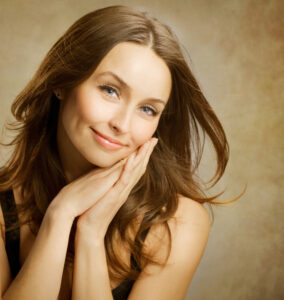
top-left (75, 137), bottom-right (158, 242)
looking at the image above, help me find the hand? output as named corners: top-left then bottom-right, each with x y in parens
top-left (76, 138), bottom-right (158, 241)
top-left (48, 158), bottom-right (127, 221)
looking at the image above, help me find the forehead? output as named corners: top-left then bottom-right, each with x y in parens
top-left (92, 42), bottom-right (172, 102)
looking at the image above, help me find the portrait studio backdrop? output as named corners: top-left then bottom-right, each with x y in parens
top-left (0, 0), bottom-right (283, 299)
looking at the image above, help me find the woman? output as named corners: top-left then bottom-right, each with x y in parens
top-left (0, 5), bottom-right (229, 300)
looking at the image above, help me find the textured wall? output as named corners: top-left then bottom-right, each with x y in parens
top-left (0, 0), bottom-right (283, 299)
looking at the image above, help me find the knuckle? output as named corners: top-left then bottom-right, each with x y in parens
top-left (120, 175), bottom-right (129, 187)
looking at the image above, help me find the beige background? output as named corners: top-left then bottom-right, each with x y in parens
top-left (0, 0), bottom-right (283, 299)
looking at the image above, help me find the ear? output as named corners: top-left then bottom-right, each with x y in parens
top-left (54, 89), bottom-right (64, 100)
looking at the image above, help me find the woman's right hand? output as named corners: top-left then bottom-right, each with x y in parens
top-left (47, 159), bottom-right (126, 221)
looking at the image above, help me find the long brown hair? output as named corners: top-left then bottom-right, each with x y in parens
top-left (0, 5), bottom-right (230, 281)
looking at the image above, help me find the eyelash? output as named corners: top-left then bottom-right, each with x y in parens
top-left (140, 105), bottom-right (158, 116)
top-left (99, 84), bottom-right (159, 117)
top-left (99, 84), bottom-right (119, 98)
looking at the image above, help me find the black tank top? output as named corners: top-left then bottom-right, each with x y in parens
top-left (0, 189), bottom-right (150, 300)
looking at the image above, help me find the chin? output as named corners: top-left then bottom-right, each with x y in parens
top-left (82, 147), bottom-right (133, 169)
top-left (87, 155), bottom-right (122, 169)
top-left (95, 161), bottom-right (117, 168)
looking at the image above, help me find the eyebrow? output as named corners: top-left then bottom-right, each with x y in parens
top-left (97, 71), bottom-right (167, 106)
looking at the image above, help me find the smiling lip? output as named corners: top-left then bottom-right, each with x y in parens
top-left (91, 129), bottom-right (125, 150)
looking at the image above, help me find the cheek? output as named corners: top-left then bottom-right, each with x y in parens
top-left (75, 89), bottom-right (110, 124)
top-left (131, 120), bottom-right (158, 146)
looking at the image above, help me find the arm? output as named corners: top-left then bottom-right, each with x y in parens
top-left (0, 225), bottom-right (11, 297)
top-left (1, 153), bottom-right (131, 299)
top-left (0, 158), bottom-right (129, 300)
top-left (2, 207), bottom-right (73, 300)
top-left (71, 139), bottom-right (157, 300)
top-left (72, 229), bottom-right (113, 300)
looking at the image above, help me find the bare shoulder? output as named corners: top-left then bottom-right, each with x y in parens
top-left (143, 195), bottom-right (211, 260)
top-left (171, 195), bottom-right (210, 236)
top-left (168, 195), bottom-right (210, 263)
top-left (167, 195), bottom-right (211, 263)
top-left (129, 196), bottom-right (211, 299)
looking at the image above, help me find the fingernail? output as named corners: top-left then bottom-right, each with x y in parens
top-left (152, 138), bottom-right (158, 146)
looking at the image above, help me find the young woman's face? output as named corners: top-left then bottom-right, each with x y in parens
top-left (57, 42), bottom-right (172, 171)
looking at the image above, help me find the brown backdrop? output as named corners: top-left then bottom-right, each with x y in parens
top-left (0, 0), bottom-right (283, 299)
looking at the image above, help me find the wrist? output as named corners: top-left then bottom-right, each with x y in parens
top-left (75, 219), bottom-right (105, 247)
top-left (45, 203), bottom-right (75, 227)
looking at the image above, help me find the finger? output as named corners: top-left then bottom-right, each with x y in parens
top-left (114, 139), bottom-right (157, 194)
top-left (133, 138), bottom-right (157, 168)
top-left (117, 139), bottom-right (155, 189)
top-left (112, 154), bottom-right (136, 193)
top-left (141, 138), bottom-right (158, 169)
top-left (123, 151), bottom-right (136, 172)
top-left (131, 140), bottom-right (152, 165)
top-left (110, 139), bottom-right (157, 212)
top-left (86, 157), bottom-right (127, 180)
top-left (102, 157), bottom-right (127, 173)
top-left (136, 141), bottom-right (149, 156)
top-left (127, 139), bottom-right (156, 186)
top-left (111, 138), bottom-right (157, 195)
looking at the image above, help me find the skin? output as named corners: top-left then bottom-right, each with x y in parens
top-left (56, 41), bottom-right (172, 182)
top-left (1, 42), bottom-right (210, 300)
top-left (52, 42), bottom-right (174, 298)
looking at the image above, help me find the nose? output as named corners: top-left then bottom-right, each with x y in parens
top-left (109, 107), bottom-right (132, 134)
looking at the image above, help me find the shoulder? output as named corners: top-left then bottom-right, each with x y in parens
top-left (165, 195), bottom-right (211, 264)
top-left (167, 195), bottom-right (210, 264)
top-left (171, 195), bottom-right (210, 238)
top-left (129, 197), bottom-right (211, 299)
top-left (144, 195), bottom-right (210, 260)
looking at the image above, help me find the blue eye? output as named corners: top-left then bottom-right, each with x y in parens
top-left (100, 85), bottom-right (119, 98)
top-left (141, 105), bottom-right (158, 116)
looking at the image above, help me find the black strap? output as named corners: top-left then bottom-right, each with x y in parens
top-left (112, 216), bottom-right (152, 299)
top-left (0, 189), bottom-right (153, 297)
top-left (0, 189), bottom-right (21, 278)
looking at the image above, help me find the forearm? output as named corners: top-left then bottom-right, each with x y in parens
top-left (71, 229), bottom-right (113, 300)
top-left (3, 207), bottom-right (74, 300)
